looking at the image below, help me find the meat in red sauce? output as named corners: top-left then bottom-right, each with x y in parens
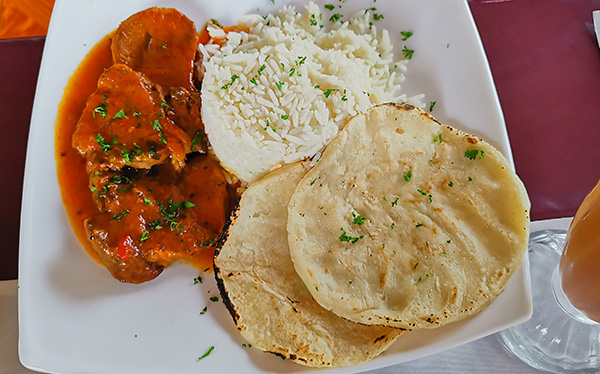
top-left (61, 8), bottom-right (234, 284)
top-left (111, 7), bottom-right (200, 93)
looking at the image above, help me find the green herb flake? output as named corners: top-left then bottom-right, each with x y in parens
top-left (200, 306), bottom-right (208, 315)
top-left (468, 176), bottom-right (473, 182)
top-left (193, 276), bottom-right (203, 285)
top-left (414, 263), bottom-right (419, 269)
top-left (281, 114), bottom-right (289, 120)
top-left (448, 181), bottom-right (454, 187)
top-left (429, 101), bottom-right (437, 112)
top-left (221, 74), bottom-right (239, 89)
top-left (133, 111), bottom-right (141, 117)
top-left (464, 149), bottom-right (484, 160)
top-left (325, 4), bottom-right (335, 10)
top-left (144, 198), bottom-right (152, 205)
top-left (329, 13), bottom-right (343, 22)
top-left (158, 132), bottom-right (167, 144)
top-left (352, 212), bottom-right (366, 225)
top-left (198, 346), bottom-right (215, 360)
top-left (161, 43), bottom-right (167, 49)
top-left (152, 119), bottom-right (162, 131)
top-left (323, 88), bottom-right (339, 98)
top-left (275, 81), bottom-right (284, 91)
top-left (400, 31), bottom-right (413, 41)
top-left (93, 103), bottom-right (107, 118)
top-left (257, 65), bottom-right (266, 75)
top-left (402, 46), bottom-right (414, 59)
top-left (415, 222), bottom-right (423, 227)
top-left (373, 13), bottom-right (384, 20)
top-left (140, 230), bottom-right (150, 242)
top-left (209, 296), bottom-right (219, 302)
top-left (391, 197), bottom-right (399, 207)
top-left (433, 133), bottom-right (443, 143)
top-left (112, 209), bottom-right (130, 221)
top-left (339, 227), bottom-right (364, 244)
top-left (94, 134), bottom-right (112, 152)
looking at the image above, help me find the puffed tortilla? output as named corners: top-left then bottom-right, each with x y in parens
top-left (214, 161), bottom-right (402, 368)
top-left (287, 103), bottom-right (530, 330)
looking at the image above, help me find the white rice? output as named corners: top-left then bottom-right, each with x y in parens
top-left (201, 2), bottom-right (424, 184)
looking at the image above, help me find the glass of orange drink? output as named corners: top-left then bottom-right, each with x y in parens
top-left (498, 179), bottom-right (600, 373)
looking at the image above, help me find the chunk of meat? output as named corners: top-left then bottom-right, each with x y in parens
top-left (166, 88), bottom-right (207, 153)
top-left (112, 7), bottom-right (200, 92)
top-left (73, 64), bottom-right (191, 172)
top-left (85, 215), bottom-right (164, 284)
top-left (84, 155), bottom-right (230, 283)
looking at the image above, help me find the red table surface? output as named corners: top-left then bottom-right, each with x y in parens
top-left (1, 0), bottom-right (600, 280)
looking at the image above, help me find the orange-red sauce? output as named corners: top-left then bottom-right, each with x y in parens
top-left (55, 32), bottom-right (229, 274)
top-left (56, 33), bottom-right (113, 265)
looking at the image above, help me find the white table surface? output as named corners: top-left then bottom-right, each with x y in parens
top-left (4, 217), bottom-right (570, 374)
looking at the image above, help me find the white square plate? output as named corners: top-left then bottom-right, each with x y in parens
top-left (19, 0), bottom-right (532, 373)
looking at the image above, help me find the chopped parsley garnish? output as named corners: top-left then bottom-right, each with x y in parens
top-left (352, 212), bottom-right (366, 225)
top-left (112, 109), bottom-right (127, 119)
top-left (364, 7), bottom-right (376, 13)
top-left (329, 13), bottom-right (343, 22)
top-left (158, 132), bottom-right (167, 144)
top-left (289, 67), bottom-right (296, 76)
top-left (221, 74), bottom-right (239, 90)
top-left (121, 144), bottom-right (143, 163)
top-left (468, 176), bottom-right (473, 182)
top-left (133, 111), bottom-right (141, 117)
top-left (249, 77), bottom-right (258, 86)
top-left (160, 101), bottom-right (168, 109)
top-left (93, 103), bottom-right (107, 118)
top-left (209, 296), bottom-right (219, 302)
top-left (417, 189), bottom-right (433, 203)
top-left (94, 134), bottom-right (112, 152)
top-left (323, 88), bottom-right (339, 98)
top-left (415, 222), bottom-right (423, 227)
top-left (433, 134), bottom-right (443, 143)
top-left (193, 276), bottom-right (203, 285)
top-left (257, 65), bottom-right (266, 75)
top-left (200, 306), bottom-right (208, 315)
top-left (464, 149), bottom-right (484, 160)
top-left (275, 81), bottom-right (284, 91)
top-left (325, 4), bottom-right (335, 10)
top-left (281, 114), bottom-right (289, 120)
top-left (144, 198), bottom-right (152, 205)
top-left (140, 230), bottom-right (150, 242)
top-left (448, 181), bottom-right (454, 187)
top-left (198, 346), bottom-right (215, 360)
top-left (161, 43), bottom-right (167, 49)
top-left (339, 227), bottom-right (364, 244)
top-left (404, 170), bottom-right (412, 182)
top-left (296, 56), bottom-right (307, 65)
top-left (112, 209), bottom-right (130, 221)
top-left (152, 119), bottom-right (162, 131)
top-left (191, 130), bottom-right (204, 151)
top-left (400, 31), bottom-right (413, 41)
top-left (391, 197), bottom-right (399, 207)
top-left (402, 46), bottom-right (414, 59)
top-left (373, 13), bottom-right (384, 20)
top-left (429, 101), bottom-right (437, 112)
top-left (414, 263), bottom-right (419, 269)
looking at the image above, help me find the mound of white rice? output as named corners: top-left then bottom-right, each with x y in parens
top-left (201, 2), bottom-right (423, 184)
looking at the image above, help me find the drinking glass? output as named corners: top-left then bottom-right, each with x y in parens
top-left (497, 179), bottom-right (600, 373)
